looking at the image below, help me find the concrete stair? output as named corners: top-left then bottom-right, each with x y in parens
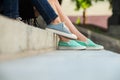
top-left (0, 15), bottom-right (58, 61)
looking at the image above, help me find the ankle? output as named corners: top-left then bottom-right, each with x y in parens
top-left (51, 17), bottom-right (61, 24)
top-left (77, 38), bottom-right (87, 42)
top-left (59, 37), bottom-right (70, 42)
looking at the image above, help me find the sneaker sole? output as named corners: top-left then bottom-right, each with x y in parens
top-left (46, 28), bottom-right (77, 39)
top-left (58, 46), bottom-right (86, 50)
top-left (86, 47), bottom-right (104, 50)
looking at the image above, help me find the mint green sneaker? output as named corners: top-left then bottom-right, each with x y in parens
top-left (58, 40), bottom-right (86, 50)
top-left (75, 39), bottom-right (104, 50)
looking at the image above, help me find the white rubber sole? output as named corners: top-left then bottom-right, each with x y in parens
top-left (86, 46), bottom-right (104, 50)
top-left (58, 46), bottom-right (86, 50)
top-left (46, 28), bottom-right (77, 39)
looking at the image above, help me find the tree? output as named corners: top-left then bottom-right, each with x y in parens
top-left (72, 0), bottom-right (112, 24)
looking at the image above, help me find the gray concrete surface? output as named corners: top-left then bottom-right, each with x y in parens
top-left (0, 50), bottom-right (120, 80)
top-left (0, 15), bottom-right (57, 54)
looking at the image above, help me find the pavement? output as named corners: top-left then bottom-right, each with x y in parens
top-left (0, 50), bottom-right (120, 80)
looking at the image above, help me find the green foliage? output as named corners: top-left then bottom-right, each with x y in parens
top-left (71, 0), bottom-right (112, 24)
top-left (75, 0), bottom-right (91, 10)
top-left (72, 0), bottom-right (112, 10)
top-left (75, 17), bottom-right (81, 24)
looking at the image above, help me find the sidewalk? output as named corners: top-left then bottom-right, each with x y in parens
top-left (0, 50), bottom-right (120, 80)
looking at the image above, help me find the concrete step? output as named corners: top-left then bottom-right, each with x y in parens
top-left (0, 15), bottom-right (58, 61)
top-left (0, 50), bottom-right (120, 80)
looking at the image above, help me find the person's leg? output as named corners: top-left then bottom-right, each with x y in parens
top-left (30, 0), bottom-right (86, 49)
top-left (31, 0), bottom-right (77, 40)
top-left (3, 0), bottom-right (19, 19)
top-left (48, 0), bottom-right (104, 50)
top-left (31, 0), bottom-right (59, 25)
top-left (48, 0), bottom-right (87, 42)
top-left (0, 0), bottom-right (3, 13)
